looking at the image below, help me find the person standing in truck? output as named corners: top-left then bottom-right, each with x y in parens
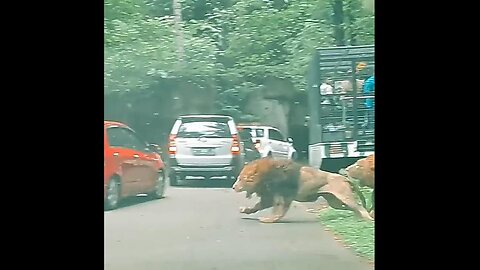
top-left (320, 78), bottom-right (334, 96)
top-left (362, 75), bottom-right (375, 129)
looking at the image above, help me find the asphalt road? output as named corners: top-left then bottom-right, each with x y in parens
top-left (104, 182), bottom-right (373, 270)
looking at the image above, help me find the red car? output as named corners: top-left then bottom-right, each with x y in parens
top-left (104, 121), bottom-right (166, 210)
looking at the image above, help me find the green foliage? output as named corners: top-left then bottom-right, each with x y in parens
top-left (318, 187), bottom-right (375, 261)
top-left (104, 0), bottom-right (374, 114)
top-left (104, 0), bottom-right (220, 94)
top-left (215, 81), bottom-right (262, 121)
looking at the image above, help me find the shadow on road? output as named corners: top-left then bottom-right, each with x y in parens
top-left (172, 180), bottom-right (235, 188)
top-left (240, 217), bottom-right (320, 224)
top-left (104, 195), bottom-right (168, 211)
top-left (105, 180), bottom-right (234, 211)
top-left (118, 196), bottom-right (159, 208)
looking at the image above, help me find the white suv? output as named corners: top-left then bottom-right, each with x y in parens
top-left (168, 115), bottom-right (244, 186)
top-left (237, 125), bottom-right (297, 160)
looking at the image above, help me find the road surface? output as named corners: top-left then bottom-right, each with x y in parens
top-left (105, 182), bottom-right (373, 270)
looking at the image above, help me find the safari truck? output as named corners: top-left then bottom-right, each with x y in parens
top-left (306, 45), bottom-right (375, 171)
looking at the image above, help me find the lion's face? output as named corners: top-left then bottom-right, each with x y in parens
top-left (345, 160), bottom-right (366, 178)
top-left (232, 162), bottom-right (260, 197)
top-left (344, 155), bottom-right (374, 186)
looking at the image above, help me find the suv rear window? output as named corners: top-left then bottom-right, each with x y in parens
top-left (177, 121), bottom-right (232, 138)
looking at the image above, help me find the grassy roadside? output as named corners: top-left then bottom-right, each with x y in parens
top-left (317, 187), bottom-right (375, 261)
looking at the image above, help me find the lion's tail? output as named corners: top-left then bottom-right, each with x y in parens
top-left (343, 174), bottom-right (367, 209)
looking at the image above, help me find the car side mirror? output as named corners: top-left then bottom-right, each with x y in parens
top-left (148, 143), bottom-right (162, 154)
top-left (287, 137), bottom-right (293, 144)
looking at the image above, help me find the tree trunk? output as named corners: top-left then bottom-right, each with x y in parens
top-left (346, 0), bottom-right (359, 46)
top-left (332, 0), bottom-right (345, 46)
top-left (172, 0), bottom-right (185, 65)
top-left (362, 0), bottom-right (374, 13)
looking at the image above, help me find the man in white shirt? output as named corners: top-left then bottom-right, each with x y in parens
top-left (320, 79), bottom-right (333, 95)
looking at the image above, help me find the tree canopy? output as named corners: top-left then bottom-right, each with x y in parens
top-left (105, 0), bottom-right (374, 111)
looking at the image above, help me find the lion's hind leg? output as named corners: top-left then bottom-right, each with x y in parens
top-left (318, 190), bottom-right (373, 221)
top-left (368, 189), bottom-right (375, 218)
top-left (369, 189), bottom-right (375, 212)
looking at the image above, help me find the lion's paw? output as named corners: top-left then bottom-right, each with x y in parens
top-left (259, 216), bottom-right (279, 223)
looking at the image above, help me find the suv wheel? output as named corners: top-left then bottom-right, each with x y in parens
top-left (169, 172), bottom-right (179, 186)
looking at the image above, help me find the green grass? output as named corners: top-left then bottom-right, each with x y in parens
top-left (318, 187), bottom-right (375, 261)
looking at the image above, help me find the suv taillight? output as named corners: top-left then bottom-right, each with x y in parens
top-left (168, 134), bottom-right (177, 155)
top-left (231, 134), bottom-right (241, 155)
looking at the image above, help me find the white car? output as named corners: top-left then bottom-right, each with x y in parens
top-left (237, 125), bottom-right (297, 160)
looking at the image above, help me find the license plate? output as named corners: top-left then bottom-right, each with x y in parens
top-left (192, 148), bottom-right (215, 156)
